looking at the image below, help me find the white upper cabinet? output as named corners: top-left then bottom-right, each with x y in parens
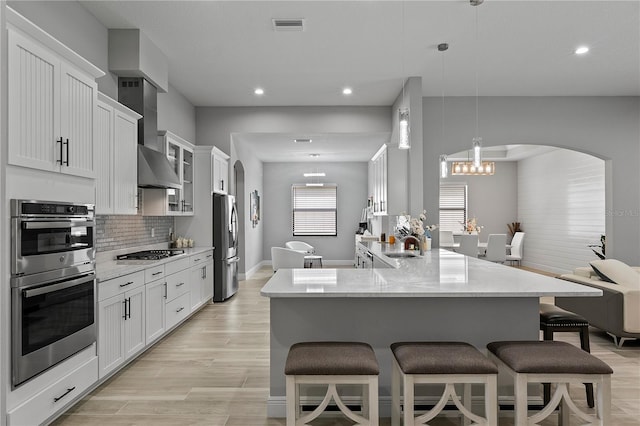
top-left (7, 13), bottom-right (104, 179)
top-left (142, 131), bottom-right (195, 216)
top-left (95, 93), bottom-right (141, 215)
top-left (369, 143), bottom-right (408, 216)
top-left (212, 147), bottom-right (230, 195)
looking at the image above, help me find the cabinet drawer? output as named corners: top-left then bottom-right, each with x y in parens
top-left (165, 257), bottom-right (190, 275)
top-left (99, 271), bottom-right (144, 302)
top-left (166, 292), bottom-right (190, 330)
top-left (144, 265), bottom-right (165, 282)
top-left (8, 356), bottom-right (98, 426)
top-left (166, 269), bottom-right (190, 301)
top-left (191, 250), bottom-right (213, 267)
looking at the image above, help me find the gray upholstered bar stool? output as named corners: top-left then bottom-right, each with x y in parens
top-left (390, 342), bottom-right (498, 426)
top-left (540, 303), bottom-right (594, 407)
top-left (487, 341), bottom-right (613, 426)
top-left (284, 342), bottom-right (379, 426)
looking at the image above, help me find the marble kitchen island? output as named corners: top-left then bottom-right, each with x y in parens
top-left (260, 248), bottom-right (602, 417)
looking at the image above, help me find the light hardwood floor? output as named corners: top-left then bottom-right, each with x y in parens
top-left (53, 266), bottom-right (640, 425)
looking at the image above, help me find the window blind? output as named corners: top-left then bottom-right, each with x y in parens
top-left (439, 185), bottom-right (467, 232)
top-left (292, 185), bottom-right (337, 236)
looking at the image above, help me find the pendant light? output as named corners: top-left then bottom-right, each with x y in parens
top-left (471, 0), bottom-right (483, 168)
top-left (438, 42), bottom-right (449, 178)
top-left (398, 1), bottom-right (410, 150)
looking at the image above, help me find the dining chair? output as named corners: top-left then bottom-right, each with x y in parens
top-left (457, 234), bottom-right (479, 258)
top-left (439, 230), bottom-right (456, 249)
top-left (506, 232), bottom-right (525, 266)
top-left (484, 234), bottom-right (507, 263)
top-left (271, 247), bottom-right (306, 272)
top-left (285, 241), bottom-right (315, 254)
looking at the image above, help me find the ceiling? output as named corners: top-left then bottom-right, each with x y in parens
top-left (80, 0), bottom-right (640, 162)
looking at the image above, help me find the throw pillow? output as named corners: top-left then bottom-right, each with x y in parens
top-left (590, 259), bottom-right (640, 288)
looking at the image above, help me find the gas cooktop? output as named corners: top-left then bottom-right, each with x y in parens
top-left (116, 249), bottom-right (185, 261)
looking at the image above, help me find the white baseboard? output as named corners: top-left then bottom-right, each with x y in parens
top-left (241, 261), bottom-right (270, 280)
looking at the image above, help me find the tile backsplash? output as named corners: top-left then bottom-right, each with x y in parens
top-left (96, 215), bottom-right (174, 252)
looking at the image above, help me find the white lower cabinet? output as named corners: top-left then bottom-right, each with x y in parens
top-left (98, 271), bottom-right (146, 379)
top-left (145, 278), bottom-right (167, 345)
top-left (7, 356), bottom-right (98, 426)
top-left (190, 251), bottom-right (214, 311)
top-left (166, 292), bottom-right (191, 330)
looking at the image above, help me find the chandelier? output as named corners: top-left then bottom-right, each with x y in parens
top-left (451, 161), bottom-right (495, 176)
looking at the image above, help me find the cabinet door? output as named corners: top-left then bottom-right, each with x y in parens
top-left (94, 101), bottom-right (114, 214)
top-left (98, 294), bottom-right (125, 379)
top-left (7, 29), bottom-right (60, 172)
top-left (145, 279), bottom-right (166, 345)
top-left (181, 147), bottom-right (194, 213)
top-left (59, 61), bottom-right (96, 178)
top-left (124, 286), bottom-right (146, 360)
top-left (203, 261), bottom-right (214, 302)
top-left (190, 266), bottom-right (204, 312)
top-left (113, 109), bottom-right (139, 214)
top-left (212, 153), bottom-right (229, 194)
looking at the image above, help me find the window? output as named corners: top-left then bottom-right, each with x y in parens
top-left (292, 185), bottom-right (337, 236)
top-left (439, 184), bottom-right (467, 232)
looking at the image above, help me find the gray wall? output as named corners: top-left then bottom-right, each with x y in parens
top-left (441, 161), bottom-right (518, 240)
top-left (263, 162), bottom-right (368, 262)
top-left (424, 96), bottom-right (640, 267)
top-left (8, 1), bottom-right (196, 142)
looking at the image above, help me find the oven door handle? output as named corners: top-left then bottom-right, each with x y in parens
top-left (23, 275), bottom-right (94, 298)
top-left (22, 220), bottom-right (94, 230)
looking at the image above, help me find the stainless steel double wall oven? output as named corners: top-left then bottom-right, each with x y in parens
top-left (10, 199), bottom-right (97, 387)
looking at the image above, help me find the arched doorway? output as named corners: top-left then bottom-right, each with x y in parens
top-left (234, 160), bottom-right (246, 276)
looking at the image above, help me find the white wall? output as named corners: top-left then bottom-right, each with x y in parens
top-left (424, 96), bottom-right (640, 267)
top-left (518, 149), bottom-right (605, 274)
top-left (0, 3), bottom-right (6, 423)
top-left (263, 162), bottom-right (368, 262)
top-left (230, 138), bottom-right (264, 276)
top-left (441, 162), bottom-right (518, 240)
top-left (158, 85), bottom-right (196, 143)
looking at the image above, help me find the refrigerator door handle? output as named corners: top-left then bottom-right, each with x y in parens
top-left (226, 257), bottom-right (240, 265)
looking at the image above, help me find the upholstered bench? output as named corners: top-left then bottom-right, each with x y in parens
top-left (540, 303), bottom-right (594, 407)
top-left (285, 341), bottom-right (379, 426)
top-left (487, 341), bottom-right (613, 425)
top-left (390, 342), bottom-right (498, 426)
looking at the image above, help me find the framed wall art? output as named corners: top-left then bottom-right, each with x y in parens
top-left (250, 190), bottom-right (260, 227)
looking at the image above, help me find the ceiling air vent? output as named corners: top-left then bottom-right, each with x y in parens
top-left (272, 18), bottom-right (305, 32)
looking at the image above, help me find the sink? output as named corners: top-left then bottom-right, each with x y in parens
top-left (383, 252), bottom-right (418, 258)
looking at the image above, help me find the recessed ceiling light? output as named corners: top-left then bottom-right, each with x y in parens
top-left (342, 87), bottom-right (353, 95)
top-left (303, 172), bottom-right (326, 177)
top-left (309, 153), bottom-right (320, 158)
top-left (254, 88), bottom-right (264, 95)
top-left (305, 183), bottom-right (324, 187)
top-left (294, 138), bottom-right (312, 143)
top-left (575, 46), bottom-right (589, 55)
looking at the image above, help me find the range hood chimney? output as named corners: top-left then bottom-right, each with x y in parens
top-left (118, 77), bottom-right (181, 189)
top-left (109, 29), bottom-right (179, 189)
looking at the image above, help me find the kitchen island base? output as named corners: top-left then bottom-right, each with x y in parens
top-left (267, 296), bottom-right (540, 418)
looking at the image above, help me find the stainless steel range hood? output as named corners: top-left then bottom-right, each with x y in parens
top-left (118, 77), bottom-right (181, 189)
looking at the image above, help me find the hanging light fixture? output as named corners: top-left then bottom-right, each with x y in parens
top-left (398, 1), bottom-right (410, 150)
top-left (438, 42), bottom-right (449, 178)
top-left (471, 0), bottom-right (483, 167)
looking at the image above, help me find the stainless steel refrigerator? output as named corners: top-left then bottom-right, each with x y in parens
top-left (213, 193), bottom-right (239, 301)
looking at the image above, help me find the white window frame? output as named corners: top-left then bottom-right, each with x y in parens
top-left (291, 184), bottom-right (337, 236)
top-left (439, 184), bottom-right (467, 233)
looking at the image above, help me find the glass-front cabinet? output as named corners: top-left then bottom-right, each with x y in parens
top-left (142, 131), bottom-right (194, 216)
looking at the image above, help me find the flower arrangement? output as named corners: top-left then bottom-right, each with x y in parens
top-left (401, 210), bottom-right (438, 239)
top-left (461, 217), bottom-right (483, 233)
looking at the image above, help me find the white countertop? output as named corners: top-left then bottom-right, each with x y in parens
top-left (260, 247), bottom-right (602, 298)
top-left (96, 246), bottom-right (213, 282)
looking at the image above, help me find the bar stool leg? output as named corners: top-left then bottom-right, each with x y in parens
top-left (286, 376), bottom-right (296, 426)
top-left (403, 374), bottom-right (415, 426)
top-left (485, 375), bottom-right (498, 425)
top-left (391, 360), bottom-right (400, 426)
top-left (580, 325), bottom-right (595, 408)
top-left (463, 384), bottom-right (471, 426)
top-left (515, 374), bottom-right (529, 425)
top-left (542, 325), bottom-right (554, 406)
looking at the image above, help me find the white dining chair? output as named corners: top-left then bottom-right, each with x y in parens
top-left (285, 241), bottom-right (315, 254)
top-left (484, 234), bottom-right (507, 263)
top-left (439, 230), bottom-right (456, 249)
top-left (506, 232), bottom-right (525, 266)
top-left (271, 247), bottom-right (306, 272)
top-left (457, 234), bottom-right (479, 258)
